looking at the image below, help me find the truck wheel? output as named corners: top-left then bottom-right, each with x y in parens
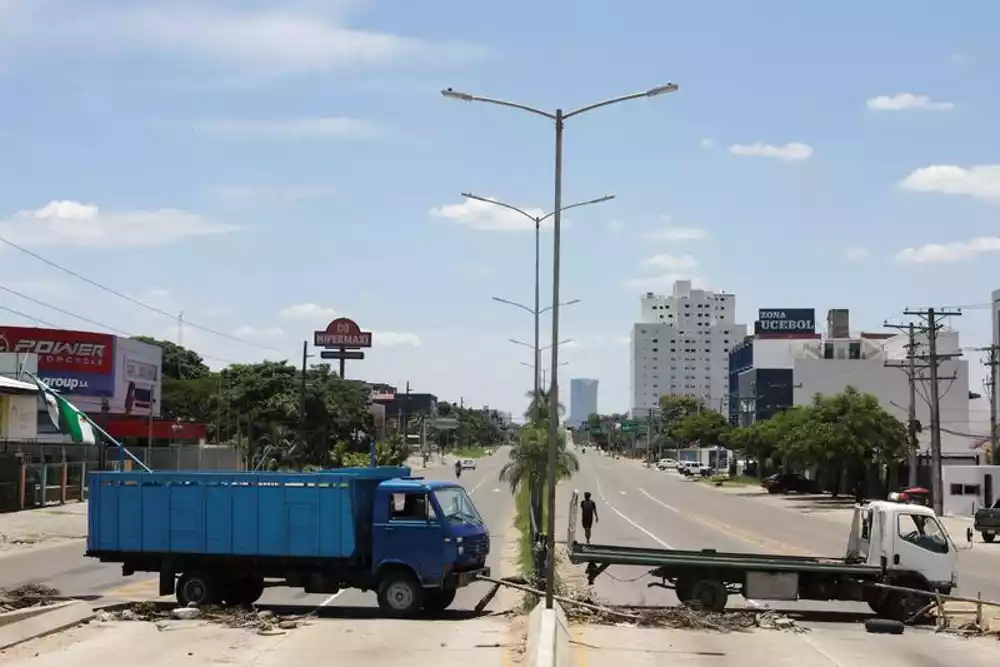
top-left (865, 618), bottom-right (905, 635)
top-left (377, 571), bottom-right (424, 618)
top-left (982, 532), bottom-right (996, 543)
top-left (176, 571), bottom-right (219, 607)
top-left (422, 585), bottom-right (457, 613)
top-left (673, 577), bottom-right (694, 603)
top-left (222, 576), bottom-right (265, 606)
top-left (687, 579), bottom-right (727, 613)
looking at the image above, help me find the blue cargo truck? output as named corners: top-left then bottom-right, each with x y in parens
top-left (86, 467), bottom-right (490, 617)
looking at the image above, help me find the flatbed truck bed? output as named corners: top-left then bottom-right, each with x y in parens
top-left (565, 494), bottom-right (958, 621)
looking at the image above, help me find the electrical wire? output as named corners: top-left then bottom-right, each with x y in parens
top-left (0, 234), bottom-right (283, 353)
top-left (0, 285), bottom-right (244, 366)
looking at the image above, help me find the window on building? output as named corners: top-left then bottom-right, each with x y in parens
top-left (849, 342), bottom-right (861, 359)
top-left (824, 343), bottom-right (834, 359)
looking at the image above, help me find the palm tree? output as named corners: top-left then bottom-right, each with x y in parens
top-left (524, 389), bottom-right (565, 427)
top-left (499, 425), bottom-right (579, 538)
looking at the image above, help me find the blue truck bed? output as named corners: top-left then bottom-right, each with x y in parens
top-left (87, 467), bottom-right (410, 559)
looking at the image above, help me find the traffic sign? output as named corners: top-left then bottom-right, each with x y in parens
top-left (320, 350), bottom-right (365, 360)
top-left (621, 420), bottom-right (639, 434)
top-left (589, 426), bottom-right (602, 437)
top-left (430, 417), bottom-right (459, 430)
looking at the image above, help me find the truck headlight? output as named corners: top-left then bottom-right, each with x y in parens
top-left (458, 545), bottom-right (464, 556)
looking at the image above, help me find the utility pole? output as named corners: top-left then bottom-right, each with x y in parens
top-left (884, 321), bottom-right (922, 486)
top-left (401, 381), bottom-right (411, 445)
top-left (299, 341), bottom-right (308, 447)
top-left (976, 344), bottom-right (1000, 464)
top-left (902, 307), bottom-right (962, 515)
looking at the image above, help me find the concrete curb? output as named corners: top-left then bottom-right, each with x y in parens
top-left (0, 600), bottom-right (94, 650)
top-left (525, 601), bottom-right (571, 667)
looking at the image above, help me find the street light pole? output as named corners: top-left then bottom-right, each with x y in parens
top-left (469, 192), bottom-right (611, 411)
top-left (443, 82), bottom-right (679, 610)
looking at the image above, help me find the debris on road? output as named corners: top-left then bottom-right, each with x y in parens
top-left (94, 601), bottom-right (309, 635)
top-left (560, 587), bottom-right (806, 633)
top-left (0, 584), bottom-right (62, 612)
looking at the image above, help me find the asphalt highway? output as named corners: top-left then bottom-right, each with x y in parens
top-left (0, 453), bottom-right (516, 616)
top-left (565, 449), bottom-right (1000, 616)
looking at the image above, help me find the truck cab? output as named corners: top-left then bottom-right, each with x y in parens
top-left (847, 500), bottom-right (957, 609)
top-left (370, 478), bottom-right (490, 615)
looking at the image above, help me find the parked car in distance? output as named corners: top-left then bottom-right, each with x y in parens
top-left (460, 459), bottom-right (477, 470)
top-left (696, 465), bottom-right (714, 477)
top-left (973, 499), bottom-right (1000, 542)
top-left (656, 458), bottom-right (677, 471)
top-left (677, 461), bottom-right (698, 476)
top-left (761, 472), bottom-right (820, 494)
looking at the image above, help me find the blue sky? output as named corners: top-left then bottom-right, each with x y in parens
top-left (0, 0), bottom-right (998, 417)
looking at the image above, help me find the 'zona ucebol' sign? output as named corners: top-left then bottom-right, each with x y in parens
top-left (754, 308), bottom-right (816, 335)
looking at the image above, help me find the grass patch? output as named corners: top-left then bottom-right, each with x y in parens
top-left (513, 480), bottom-right (560, 612)
top-left (695, 474), bottom-right (760, 487)
top-left (450, 445), bottom-right (489, 458)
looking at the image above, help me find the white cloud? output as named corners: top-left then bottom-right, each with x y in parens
top-left (700, 138), bottom-right (716, 150)
top-left (643, 217), bottom-right (708, 242)
top-left (72, 6), bottom-right (487, 79)
top-left (895, 237), bottom-right (1000, 264)
top-left (728, 142), bottom-right (813, 162)
top-left (279, 303), bottom-right (337, 320)
top-left (0, 200), bottom-right (237, 248)
top-left (866, 93), bottom-right (955, 111)
top-left (843, 246), bottom-right (869, 261)
top-left (640, 253), bottom-right (699, 270)
top-left (376, 331), bottom-right (422, 346)
top-left (209, 184), bottom-right (336, 201)
top-left (607, 219), bottom-right (626, 233)
top-left (625, 273), bottom-right (705, 291)
top-left (429, 197), bottom-right (547, 232)
top-left (195, 117), bottom-right (385, 140)
top-left (898, 165), bottom-right (1000, 202)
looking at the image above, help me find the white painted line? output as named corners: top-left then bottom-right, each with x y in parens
top-left (639, 488), bottom-right (680, 513)
top-left (493, 488), bottom-right (500, 492)
top-left (594, 474), bottom-right (672, 549)
top-left (467, 475), bottom-right (489, 496)
top-left (320, 590), bottom-right (344, 607)
top-left (620, 491), bottom-right (627, 495)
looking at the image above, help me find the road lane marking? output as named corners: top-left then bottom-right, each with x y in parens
top-left (594, 474), bottom-right (672, 549)
top-left (639, 488), bottom-right (680, 513)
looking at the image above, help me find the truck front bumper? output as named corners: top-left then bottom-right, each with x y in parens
top-left (454, 567), bottom-right (490, 588)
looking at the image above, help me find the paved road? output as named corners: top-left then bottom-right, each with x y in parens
top-left (0, 453), bottom-right (516, 616)
top-left (565, 449), bottom-right (1000, 666)
top-left (566, 449), bottom-right (1000, 614)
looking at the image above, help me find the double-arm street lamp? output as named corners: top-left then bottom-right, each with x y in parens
top-left (443, 82), bottom-right (679, 610)
top-left (495, 293), bottom-right (582, 401)
top-left (520, 360), bottom-right (569, 389)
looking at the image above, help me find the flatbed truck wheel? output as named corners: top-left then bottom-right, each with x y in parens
top-left (377, 571), bottom-right (424, 618)
top-left (982, 531), bottom-right (996, 543)
top-left (176, 571), bottom-right (220, 607)
top-left (222, 576), bottom-right (265, 606)
top-left (673, 577), bottom-right (694, 603)
top-left (687, 578), bottom-right (728, 613)
top-left (422, 585), bottom-right (457, 613)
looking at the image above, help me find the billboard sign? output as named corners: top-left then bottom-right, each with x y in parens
top-left (314, 318), bottom-right (372, 348)
top-left (754, 308), bottom-right (816, 335)
top-left (108, 337), bottom-right (163, 417)
top-left (0, 326), bottom-right (116, 397)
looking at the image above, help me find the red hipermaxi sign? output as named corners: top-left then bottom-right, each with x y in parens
top-left (314, 318), bottom-right (373, 348)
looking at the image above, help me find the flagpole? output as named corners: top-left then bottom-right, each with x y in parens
top-left (25, 371), bottom-right (153, 473)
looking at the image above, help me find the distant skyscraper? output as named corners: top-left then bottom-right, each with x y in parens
top-left (570, 378), bottom-right (599, 426)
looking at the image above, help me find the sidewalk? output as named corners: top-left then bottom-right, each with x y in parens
top-left (0, 502), bottom-right (88, 557)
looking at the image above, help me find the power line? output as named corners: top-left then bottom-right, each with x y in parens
top-left (0, 284), bottom-right (243, 367)
top-left (0, 235), bottom-right (283, 352)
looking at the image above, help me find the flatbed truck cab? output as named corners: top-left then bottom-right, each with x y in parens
top-left (86, 467), bottom-right (490, 618)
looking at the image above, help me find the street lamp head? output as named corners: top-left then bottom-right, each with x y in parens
top-left (563, 299), bottom-right (582, 307)
top-left (646, 83), bottom-right (680, 97)
top-left (441, 88), bottom-right (474, 101)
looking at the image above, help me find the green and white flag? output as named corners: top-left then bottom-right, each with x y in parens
top-left (32, 377), bottom-right (97, 445)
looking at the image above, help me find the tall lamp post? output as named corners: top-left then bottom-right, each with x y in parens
top-left (443, 82), bottom-right (679, 609)
top-left (466, 192), bottom-right (612, 407)
top-left (497, 292), bottom-right (582, 401)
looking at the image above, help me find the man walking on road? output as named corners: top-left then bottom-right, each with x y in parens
top-left (580, 492), bottom-right (599, 544)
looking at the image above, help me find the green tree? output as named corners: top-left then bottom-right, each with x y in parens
top-left (498, 426), bottom-right (579, 532)
top-left (132, 337), bottom-right (210, 380)
top-left (671, 409), bottom-right (731, 447)
top-left (524, 389), bottom-right (564, 427)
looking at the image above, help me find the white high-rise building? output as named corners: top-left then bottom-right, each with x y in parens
top-left (629, 280), bottom-right (747, 417)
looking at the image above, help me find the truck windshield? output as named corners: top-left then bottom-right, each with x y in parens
top-left (434, 487), bottom-right (483, 525)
